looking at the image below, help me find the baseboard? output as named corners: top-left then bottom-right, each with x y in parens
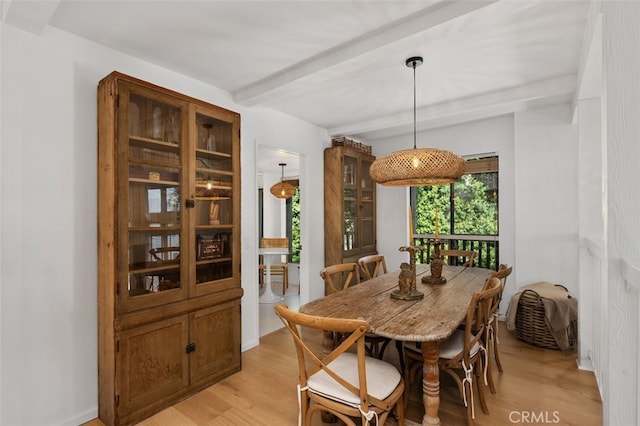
top-left (59, 408), bottom-right (98, 426)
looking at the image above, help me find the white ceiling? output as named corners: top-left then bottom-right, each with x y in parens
top-left (257, 146), bottom-right (300, 180)
top-left (4, 0), bottom-right (593, 173)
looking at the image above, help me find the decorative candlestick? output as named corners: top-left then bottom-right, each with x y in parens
top-left (422, 240), bottom-right (447, 285)
top-left (391, 245), bottom-right (424, 300)
top-left (408, 205), bottom-right (414, 246)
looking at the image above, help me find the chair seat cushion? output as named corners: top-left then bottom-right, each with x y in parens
top-left (307, 352), bottom-right (401, 407)
top-left (439, 330), bottom-right (481, 359)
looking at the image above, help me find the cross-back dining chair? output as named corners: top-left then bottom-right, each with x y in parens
top-left (358, 254), bottom-right (388, 281)
top-left (404, 277), bottom-right (501, 425)
top-left (259, 237), bottom-right (289, 295)
top-left (274, 304), bottom-right (405, 426)
top-left (483, 263), bottom-right (513, 394)
top-left (439, 249), bottom-right (477, 267)
top-left (319, 263), bottom-right (391, 360)
top-left (319, 263), bottom-right (360, 294)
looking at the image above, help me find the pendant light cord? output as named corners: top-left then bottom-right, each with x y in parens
top-left (412, 60), bottom-right (417, 150)
top-left (279, 162), bottom-right (286, 182)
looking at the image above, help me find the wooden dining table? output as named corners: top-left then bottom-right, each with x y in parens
top-left (299, 263), bottom-right (494, 426)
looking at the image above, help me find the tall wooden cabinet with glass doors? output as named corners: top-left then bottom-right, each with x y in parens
top-left (324, 146), bottom-right (377, 288)
top-left (97, 72), bottom-right (242, 426)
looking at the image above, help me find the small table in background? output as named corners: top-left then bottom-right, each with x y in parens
top-left (258, 247), bottom-right (289, 303)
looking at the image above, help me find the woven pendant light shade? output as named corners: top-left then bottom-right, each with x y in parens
top-left (270, 181), bottom-right (296, 198)
top-left (370, 148), bottom-right (466, 187)
top-left (370, 56), bottom-right (465, 187)
top-left (270, 163), bottom-right (296, 199)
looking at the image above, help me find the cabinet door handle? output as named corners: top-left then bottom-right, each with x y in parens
top-left (186, 342), bottom-right (196, 353)
top-left (186, 199), bottom-right (195, 208)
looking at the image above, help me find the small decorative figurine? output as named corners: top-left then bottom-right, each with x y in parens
top-left (398, 262), bottom-right (412, 293)
top-left (391, 246), bottom-right (424, 300)
top-left (422, 240), bottom-right (447, 285)
top-left (209, 201), bottom-right (220, 225)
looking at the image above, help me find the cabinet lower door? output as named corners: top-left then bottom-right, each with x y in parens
top-left (117, 316), bottom-right (189, 417)
top-left (190, 300), bottom-right (241, 385)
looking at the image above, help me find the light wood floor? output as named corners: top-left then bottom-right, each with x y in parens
top-left (85, 321), bottom-right (602, 426)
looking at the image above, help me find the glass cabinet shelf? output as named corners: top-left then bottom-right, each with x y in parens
top-left (195, 148), bottom-right (231, 157)
top-left (129, 177), bottom-right (179, 185)
top-left (129, 135), bottom-right (180, 148)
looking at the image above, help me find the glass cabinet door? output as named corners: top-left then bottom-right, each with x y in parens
top-left (342, 154), bottom-right (358, 257)
top-left (120, 86), bottom-right (187, 311)
top-left (190, 108), bottom-right (238, 297)
top-left (360, 156), bottom-right (376, 253)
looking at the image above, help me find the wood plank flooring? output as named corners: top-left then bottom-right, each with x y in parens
top-left (84, 321), bottom-right (602, 425)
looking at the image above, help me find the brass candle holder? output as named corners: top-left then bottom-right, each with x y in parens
top-left (391, 245), bottom-right (424, 300)
top-left (422, 240), bottom-right (447, 285)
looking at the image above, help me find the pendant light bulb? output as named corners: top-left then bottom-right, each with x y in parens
top-left (411, 156), bottom-right (421, 169)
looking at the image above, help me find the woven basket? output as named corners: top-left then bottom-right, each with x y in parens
top-left (515, 285), bottom-right (575, 351)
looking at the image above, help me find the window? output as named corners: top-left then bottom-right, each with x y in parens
top-left (410, 155), bottom-right (499, 269)
top-left (286, 186), bottom-right (301, 263)
top-left (147, 186), bottom-right (180, 214)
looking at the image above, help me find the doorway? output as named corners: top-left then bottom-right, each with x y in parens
top-left (256, 146), bottom-right (301, 336)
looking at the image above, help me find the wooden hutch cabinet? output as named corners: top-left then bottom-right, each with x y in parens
top-left (97, 72), bottom-right (242, 425)
top-left (324, 145), bottom-right (377, 274)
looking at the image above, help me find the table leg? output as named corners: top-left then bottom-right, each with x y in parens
top-left (422, 341), bottom-right (441, 426)
top-left (259, 258), bottom-right (284, 304)
top-left (321, 330), bottom-right (335, 356)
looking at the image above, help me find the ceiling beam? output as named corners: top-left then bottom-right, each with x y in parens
top-left (572, 0), bottom-right (603, 123)
top-left (353, 93), bottom-right (573, 142)
top-left (2, 0), bottom-right (60, 35)
top-left (233, 0), bottom-right (498, 106)
top-left (329, 74), bottom-right (578, 138)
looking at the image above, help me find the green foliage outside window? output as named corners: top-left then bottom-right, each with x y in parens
top-left (290, 187), bottom-right (301, 263)
top-left (414, 173), bottom-right (498, 236)
top-left (452, 173), bottom-right (498, 235)
top-left (414, 184), bottom-right (451, 235)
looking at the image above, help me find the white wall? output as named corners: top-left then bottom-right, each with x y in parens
top-left (576, 8), bottom-right (604, 374)
top-left (0, 17), bottom-right (4, 426)
top-left (373, 114), bottom-right (516, 310)
top-left (577, 97), bottom-right (605, 371)
top-left (602, 3), bottom-right (640, 425)
top-left (242, 107), bottom-right (329, 348)
top-left (0, 23), bottom-right (328, 425)
top-left (261, 171), bottom-right (284, 237)
top-left (245, 107), bottom-right (329, 298)
top-left (513, 104), bottom-right (579, 297)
